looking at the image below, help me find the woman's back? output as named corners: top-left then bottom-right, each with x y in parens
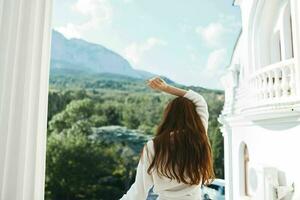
top-left (146, 140), bottom-right (202, 200)
top-left (120, 77), bottom-right (214, 200)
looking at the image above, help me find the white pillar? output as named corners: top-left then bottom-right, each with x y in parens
top-left (0, 0), bottom-right (52, 199)
top-left (280, 2), bottom-right (293, 60)
top-left (219, 121), bottom-right (233, 200)
top-left (219, 69), bottom-right (237, 200)
top-left (291, 0), bottom-right (300, 96)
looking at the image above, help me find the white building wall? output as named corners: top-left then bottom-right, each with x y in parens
top-left (230, 120), bottom-right (300, 200)
top-left (220, 0), bottom-right (300, 199)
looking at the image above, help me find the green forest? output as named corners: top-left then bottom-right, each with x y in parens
top-left (45, 72), bottom-right (225, 200)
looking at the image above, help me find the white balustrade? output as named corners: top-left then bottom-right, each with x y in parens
top-left (231, 59), bottom-right (297, 113)
top-left (249, 59), bottom-right (296, 102)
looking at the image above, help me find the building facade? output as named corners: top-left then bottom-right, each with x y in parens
top-left (219, 0), bottom-right (300, 199)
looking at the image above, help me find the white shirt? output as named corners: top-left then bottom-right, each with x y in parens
top-left (120, 89), bottom-right (209, 200)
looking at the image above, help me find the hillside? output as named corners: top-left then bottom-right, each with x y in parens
top-left (51, 30), bottom-right (154, 79)
top-left (50, 30), bottom-right (224, 96)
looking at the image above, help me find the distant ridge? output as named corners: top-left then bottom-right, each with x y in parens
top-left (50, 30), bottom-right (155, 80)
top-left (50, 30), bottom-right (223, 93)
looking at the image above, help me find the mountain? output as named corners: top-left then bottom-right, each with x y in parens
top-left (49, 30), bottom-right (222, 93)
top-left (50, 30), bottom-right (154, 79)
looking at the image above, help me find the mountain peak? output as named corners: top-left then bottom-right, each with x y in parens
top-left (51, 30), bottom-right (155, 80)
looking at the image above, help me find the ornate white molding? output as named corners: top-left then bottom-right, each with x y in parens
top-left (221, 59), bottom-right (300, 123)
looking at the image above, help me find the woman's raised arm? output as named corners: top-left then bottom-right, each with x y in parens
top-left (147, 77), bottom-right (187, 96)
top-left (147, 77), bottom-right (209, 132)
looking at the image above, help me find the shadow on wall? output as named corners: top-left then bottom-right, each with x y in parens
top-left (252, 117), bottom-right (300, 132)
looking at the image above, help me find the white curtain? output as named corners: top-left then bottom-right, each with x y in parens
top-left (0, 0), bottom-right (52, 199)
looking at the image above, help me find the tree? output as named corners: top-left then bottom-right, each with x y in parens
top-left (48, 98), bottom-right (94, 134)
top-left (91, 126), bottom-right (151, 190)
top-left (45, 133), bottom-right (124, 200)
top-left (101, 103), bottom-right (122, 125)
top-left (122, 105), bottom-right (141, 129)
top-left (209, 122), bottom-right (224, 178)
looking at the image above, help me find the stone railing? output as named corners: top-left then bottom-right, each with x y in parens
top-left (249, 59), bottom-right (296, 103)
top-left (233, 59), bottom-right (298, 114)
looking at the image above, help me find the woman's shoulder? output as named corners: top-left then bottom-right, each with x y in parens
top-left (145, 140), bottom-right (155, 156)
top-left (146, 139), bottom-right (154, 146)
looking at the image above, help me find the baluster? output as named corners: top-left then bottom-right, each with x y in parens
top-left (281, 67), bottom-right (290, 97)
top-left (257, 76), bottom-right (261, 100)
top-left (268, 71), bottom-right (275, 98)
top-left (254, 78), bottom-right (258, 102)
top-left (251, 78), bottom-right (254, 101)
top-left (267, 73), bottom-right (271, 99)
top-left (259, 75), bottom-right (264, 100)
top-left (263, 73), bottom-right (269, 99)
top-left (274, 69), bottom-right (281, 98)
top-left (255, 78), bottom-right (259, 101)
top-left (289, 64), bottom-right (295, 96)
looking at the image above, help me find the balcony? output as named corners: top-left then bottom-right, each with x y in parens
top-left (249, 59), bottom-right (296, 103)
top-left (225, 59), bottom-right (300, 120)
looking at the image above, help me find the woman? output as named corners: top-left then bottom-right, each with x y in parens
top-left (120, 77), bottom-right (215, 200)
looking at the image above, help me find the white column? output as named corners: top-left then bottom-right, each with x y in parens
top-left (0, 0), bottom-right (52, 199)
top-left (219, 121), bottom-right (234, 200)
top-left (219, 66), bottom-right (237, 200)
top-left (290, 0), bottom-right (300, 96)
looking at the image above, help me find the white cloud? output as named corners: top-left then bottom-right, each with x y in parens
top-left (193, 15), bottom-right (240, 83)
top-left (196, 22), bottom-right (226, 48)
top-left (123, 0), bottom-right (134, 3)
top-left (205, 48), bottom-right (227, 71)
top-left (195, 15), bottom-right (241, 48)
top-left (182, 48), bottom-right (227, 89)
top-left (56, 24), bottom-right (82, 39)
top-left (56, 0), bottom-right (112, 39)
top-left (123, 37), bottom-right (167, 65)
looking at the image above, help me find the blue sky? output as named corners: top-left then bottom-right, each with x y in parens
top-left (52, 0), bottom-right (241, 89)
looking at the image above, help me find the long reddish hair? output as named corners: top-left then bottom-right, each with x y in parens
top-left (147, 96), bottom-right (215, 185)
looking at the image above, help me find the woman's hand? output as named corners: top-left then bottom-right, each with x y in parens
top-left (147, 77), bottom-right (187, 97)
top-left (147, 77), bottom-right (169, 92)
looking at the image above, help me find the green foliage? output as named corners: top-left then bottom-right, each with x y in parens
top-left (48, 98), bottom-right (94, 135)
top-left (101, 102), bottom-right (123, 125)
top-left (208, 120), bottom-right (224, 178)
top-left (45, 133), bottom-right (124, 200)
top-left (48, 90), bottom-right (89, 122)
top-left (207, 94), bottom-right (225, 178)
top-left (46, 73), bottom-right (225, 199)
top-left (91, 126), bottom-right (152, 190)
top-left (49, 73), bottom-right (148, 92)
